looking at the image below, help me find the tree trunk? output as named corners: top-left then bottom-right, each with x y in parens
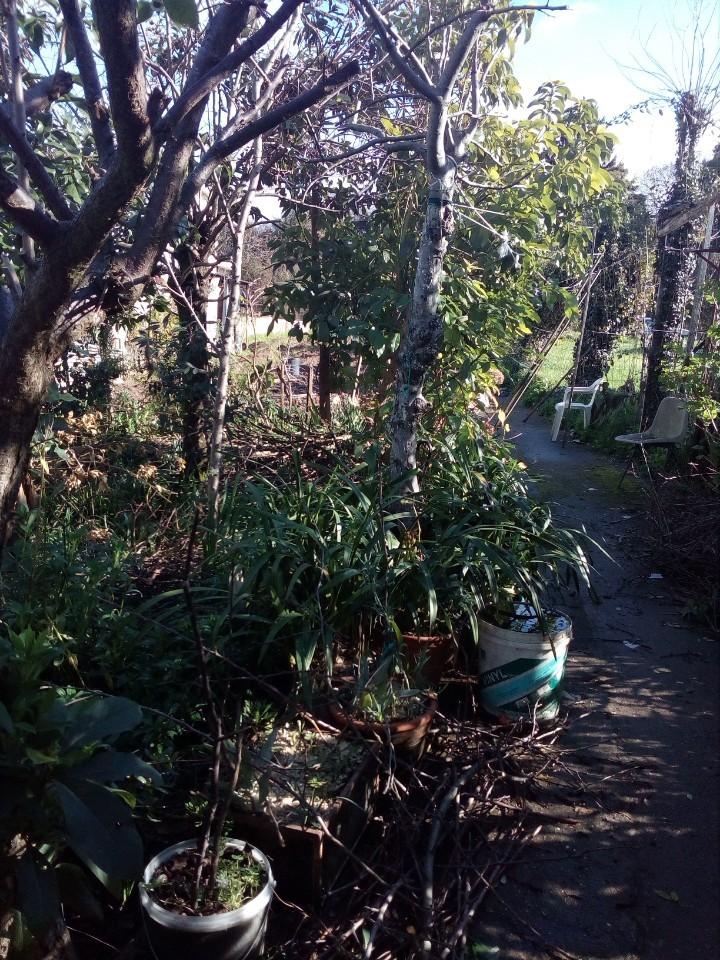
top-left (643, 222), bottom-right (695, 424)
top-left (0, 337), bottom-right (50, 553)
top-left (207, 137), bottom-right (263, 528)
top-left (389, 171), bottom-right (455, 492)
top-left (175, 250), bottom-right (211, 477)
top-left (685, 202), bottom-right (715, 355)
top-left (318, 345), bottom-right (331, 421)
top-left (309, 198), bottom-right (332, 421)
top-left (643, 92), bottom-right (703, 424)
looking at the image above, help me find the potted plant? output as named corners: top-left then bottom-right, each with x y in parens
top-left (476, 601), bottom-right (573, 723)
top-left (327, 654), bottom-right (437, 755)
top-left (367, 512), bottom-right (500, 687)
top-left (138, 585), bottom-right (275, 960)
top-left (140, 838), bottom-right (274, 960)
top-left (413, 433), bottom-right (593, 713)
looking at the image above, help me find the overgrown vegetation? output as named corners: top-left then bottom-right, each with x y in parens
top-left (0, 0), bottom-right (718, 957)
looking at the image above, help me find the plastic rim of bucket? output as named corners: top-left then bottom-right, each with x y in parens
top-left (140, 839), bottom-right (275, 933)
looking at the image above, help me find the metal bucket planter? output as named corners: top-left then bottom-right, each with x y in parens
top-left (140, 839), bottom-right (275, 960)
top-left (477, 607), bottom-right (572, 722)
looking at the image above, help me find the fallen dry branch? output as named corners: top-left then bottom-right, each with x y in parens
top-left (265, 714), bottom-right (568, 959)
top-left (224, 409), bottom-right (357, 483)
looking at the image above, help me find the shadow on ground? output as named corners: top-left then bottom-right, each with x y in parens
top-left (477, 415), bottom-right (720, 960)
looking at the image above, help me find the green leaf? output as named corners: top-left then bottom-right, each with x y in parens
top-left (294, 633), bottom-right (317, 674)
top-left (50, 781), bottom-right (143, 883)
top-left (61, 696), bottom-right (142, 750)
top-left (137, 0), bottom-right (155, 23)
top-left (380, 116), bottom-right (401, 137)
top-left (589, 166), bottom-right (612, 191)
top-left (164, 0), bottom-right (200, 29)
top-left (3, 910), bottom-right (31, 953)
top-left (56, 864), bottom-right (104, 922)
top-left (0, 700), bottom-right (14, 734)
top-left (24, 747), bottom-right (59, 765)
top-left (15, 853), bottom-right (60, 933)
top-left (66, 750), bottom-right (161, 786)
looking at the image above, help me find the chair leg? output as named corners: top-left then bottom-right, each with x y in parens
top-left (551, 406), bottom-right (563, 441)
top-left (664, 443), bottom-right (682, 479)
top-left (583, 408), bottom-right (592, 429)
top-left (618, 450), bottom-right (635, 488)
top-left (640, 444), bottom-right (657, 492)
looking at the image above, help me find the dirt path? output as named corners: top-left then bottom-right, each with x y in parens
top-left (480, 415), bottom-right (720, 960)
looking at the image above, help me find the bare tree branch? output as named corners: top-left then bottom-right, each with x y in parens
top-left (121, 0), bottom-right (256, 285)
top-left (356, 0), bottom-right (439, 102)
top-left (436, 9), bottom-right (487, 101)
top-left (0, 107), bottom-right (73, 219)
top-left (332, 130), bottom-right (426, 162)
top-left (155, 0), bottom-right (305, 137)
top-left (181, 60), bottom-right (361, 203)
top-left (0, 160), bottom-right (63, 245)
top-left (92, 0), bottom-right (151, 169)
top-left (5, 0), bottom-right (35, 261)
top-left (59, 0), bottom-right (115, 168)
top-left (658, 187), bottom-right (720, 236)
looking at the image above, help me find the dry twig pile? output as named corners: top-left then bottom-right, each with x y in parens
top-left (267, 714), bottom-right (569, 960)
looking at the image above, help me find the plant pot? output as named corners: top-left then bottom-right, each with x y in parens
top-left (402, 632), bottom-right (455, 686)
top-left (139, 839), bottom-right (275, 960)
top-left (327, 696), bottom-right (438, 755)
top-left (477, 607), bottom-right (572, 723)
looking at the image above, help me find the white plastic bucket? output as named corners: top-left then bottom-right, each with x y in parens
top-left (478, 608), bottom-right (572, 722)
top-left (140, 839), bottom-right (275, 960)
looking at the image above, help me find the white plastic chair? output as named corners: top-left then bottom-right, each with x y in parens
top-left (551, 377), bottom-right (605, 441)
top-left (615, 396), bottom-right (688, 485)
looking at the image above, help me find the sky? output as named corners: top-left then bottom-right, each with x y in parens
top-left (510, 0), bottom-right (720, 178)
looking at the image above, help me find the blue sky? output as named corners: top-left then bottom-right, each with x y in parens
top-left (510, 0), bottom-right (720, 177)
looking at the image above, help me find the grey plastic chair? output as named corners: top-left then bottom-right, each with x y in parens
top-left (615, 397), bottom-right (688, 486)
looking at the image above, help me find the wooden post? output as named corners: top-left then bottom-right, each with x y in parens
top-left (306, 364), bottom-right (314, 413)
top-left (278, 365), bottom-right (286, 409)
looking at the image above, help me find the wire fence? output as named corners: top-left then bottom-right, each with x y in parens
top-left (523, 331), bottom-right (644, 396)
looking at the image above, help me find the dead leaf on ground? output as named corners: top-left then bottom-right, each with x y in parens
top-left (654, 889), bottom-right (680, 903)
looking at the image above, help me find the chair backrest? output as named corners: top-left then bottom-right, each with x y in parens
top-left (563, 376), bottom-right (605, 404)
top-left (648, 397), bottom-right (688, 441)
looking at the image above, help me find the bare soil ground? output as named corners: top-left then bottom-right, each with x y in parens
top-left (480, 415), bottom-right (720, 960)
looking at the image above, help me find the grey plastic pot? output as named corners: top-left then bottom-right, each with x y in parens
top-left (139, 839), bottom-right (275, 960)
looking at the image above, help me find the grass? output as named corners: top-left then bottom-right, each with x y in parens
top-left (529, 332), bottom-right (643, 395)
top-left (516, 331), bottom-right (646, 455)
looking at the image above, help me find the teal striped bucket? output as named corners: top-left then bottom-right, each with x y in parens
top-left (478, 609), bottom-right (572, 723)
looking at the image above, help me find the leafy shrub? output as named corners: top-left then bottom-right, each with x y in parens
top-left (195, 432), bottom-right (592, 697)
top-left (0, 627), bottom-right (157, 948)
top-left (64, 355), bottom-right (126, 410)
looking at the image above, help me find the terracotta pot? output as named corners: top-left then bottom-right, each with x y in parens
top-left (327, 696), bottom-right (438, 755)
top-left (402, 632), bottom-right (455, 686)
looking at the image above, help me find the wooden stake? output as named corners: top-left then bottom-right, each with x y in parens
top-left (306, 364), bottom-right (315, 413)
